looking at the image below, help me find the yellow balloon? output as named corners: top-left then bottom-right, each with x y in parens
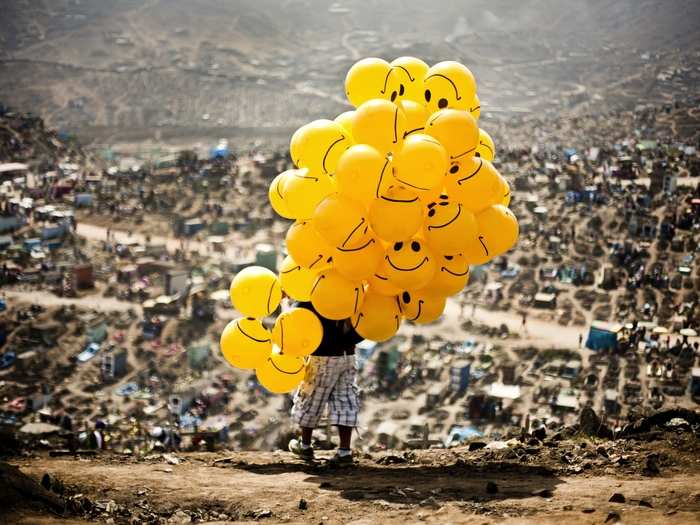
top-left (469, 94), bottom-right (481, 121)
top-left (289, 123), bottom-right (309, 168)
top-left (295, 119), bottom-right (352, 175)
top-left (220, 318), bottom-right (272, 370)
top-left (279, 255), bottom-right (320, 301)
top-left (272, 307), bottom-right (323, 357)
top-left (367, 271), bottom-right (402, 296)
top-left (390, 56), bottom-right (429, 104)
top-left (353, 99), bottom-right (407, 156)
top-left (368, 185), bottom-right (424, 242)
top-left (500, 175), bottom-right (511, 207)
top-left (313, 194), bottom-right (370, 249)
top-left (426, 253), bottom-right (471, 296)
top-left (285, 220), bottom-right (334, 269)
top-left (256, 349), bottom-right (305, 394)
top-left (379, 237), bottom-right (437, 291)
top-left (335, 145), bottom-right (392, 207)
top-left (423, 195), bottom-right (478, 254)
top-left (425, 109), bottom-right (479, 161)
top-left (423, 61), bottom-right (477, 114)
top-left (229, 266), bottom-right (282, 318)
top-left (345, 57), bottom-right (393, 107)
top-left (444, 157), bottom-right (503, 214)
top-left (334, 110), bottom-right (356, 141)
top-left (398, 289), bottom-right (446, 324)
top-left (398, 99), bottom-right (429, 137)
top-left (268, 170), bottom-right (294, 219)
top-left (475, 128), bottom-right (496, 161)
top-left (333, 235), bottom-right (384, 281)
top-left (393, 134), bottom-right (448, 193)
top-left (283, 168), bottom-right (335, 219)
top-left (475, 204), bottom-right (519, 259)
top-left (351, 292), bottom-right (401, 342)
top-left (310, 269), bottom-right (365, 320)
top-left (462, 235), bottom-right (491, 266)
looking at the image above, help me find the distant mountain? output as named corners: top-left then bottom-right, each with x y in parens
top-left (1, 0), bottom-right (698, 144)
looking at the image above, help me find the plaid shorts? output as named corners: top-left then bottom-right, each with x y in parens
top-left (291, 354), bottom-right (360, 428)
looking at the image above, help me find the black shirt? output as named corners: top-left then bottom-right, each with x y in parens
top-left (295, 301), bottom-right (364, 356)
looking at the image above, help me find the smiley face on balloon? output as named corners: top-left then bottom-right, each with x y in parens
top-left (380, 237), bottom-right (437, 291)
top-left (398, 289), bottom-right (446, 324)
top-left (445, 156), bottom-right (503, 214)
top-left (390, 56), bottom-right (429, 104)
top-left (220, 317), bottom-right (272, 370)
top-left (426, 253), bottom-right (471, 296)
top-left (256, 349), bottom-right (306, 394)
top-left (423, 61), bottom-right (477, 114)
top-left (423, 194), bottom-right (478, 254)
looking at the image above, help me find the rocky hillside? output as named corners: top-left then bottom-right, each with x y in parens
top-left (2, 409), bottom-right (699, 524)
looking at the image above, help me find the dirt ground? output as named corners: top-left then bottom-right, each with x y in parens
top-left (4, 435), bottom-right (700, 525)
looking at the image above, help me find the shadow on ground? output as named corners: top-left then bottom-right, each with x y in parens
top-left (238, 459), bottom-right (564, 505)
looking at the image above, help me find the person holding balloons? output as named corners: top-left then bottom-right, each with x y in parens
top-left (287, 300), bottom-right (363, 466)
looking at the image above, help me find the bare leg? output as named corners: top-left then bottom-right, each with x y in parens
top-left (301, 426), bottom-right (313, 446)
top-left (337, 425), bottom-right (352, 449)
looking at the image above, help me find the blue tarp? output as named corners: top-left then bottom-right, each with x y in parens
top-left (445, 425), bottom-right (483, 446)
top-left (210, 145), bottom-right (230, 159)
top-left (586, 325), bottom-right (618, 351)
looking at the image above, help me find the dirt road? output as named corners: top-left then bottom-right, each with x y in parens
top-left (6, 449), bottom-right (700, 524)
top-left (4, 289), bottom-right (138, 313)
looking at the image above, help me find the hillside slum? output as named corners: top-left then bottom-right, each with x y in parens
top-left (1, 96), bottom-right (700, 456)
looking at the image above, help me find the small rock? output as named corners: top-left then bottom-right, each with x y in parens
top-left (162, 453), bottom-right (180, 465)
top-left (486, 481), bottom-right (498, 494)
top-left (469, 441), bottom-right (487, 451)
top-left (638, 500), bottom-right (653, 508)
top-left (643, 456), bottom-right (660, 476)
top-left (596, 446), bottom-right (609, 458)
top-left (41, 473), bottom-right (51, 490)
top-left (582, 507), bottom-right (595, 513)
top-left (377, 454), bottom-right (406, 465)
top-left (532, 427), bottom-right (547, 441)
top-left (167, 510), bottom-right (192, 524)
top-left (579, 407), bottom-right (601, 436)
top-left (605, 511), bottom-right (621, 523)
top-left (255, 509), bottom-right (273, 519)
top-left (527, 437), bottom-right (541, 447)
top-left (298, 499), bottom-right (308, 510)
top-left (419, 496), bottom-right (440, 508)
top-left (531, 488), bottom-right (553, 498)
top-left (609, 493), bottom-right (626, 503)
top-left (563, 505), bottom-right (573, 511)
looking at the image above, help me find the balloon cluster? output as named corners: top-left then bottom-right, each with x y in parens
top-left (270, 57), bottom-right (518, 342)
top-left (221, 57), bottom-right (519, 393)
